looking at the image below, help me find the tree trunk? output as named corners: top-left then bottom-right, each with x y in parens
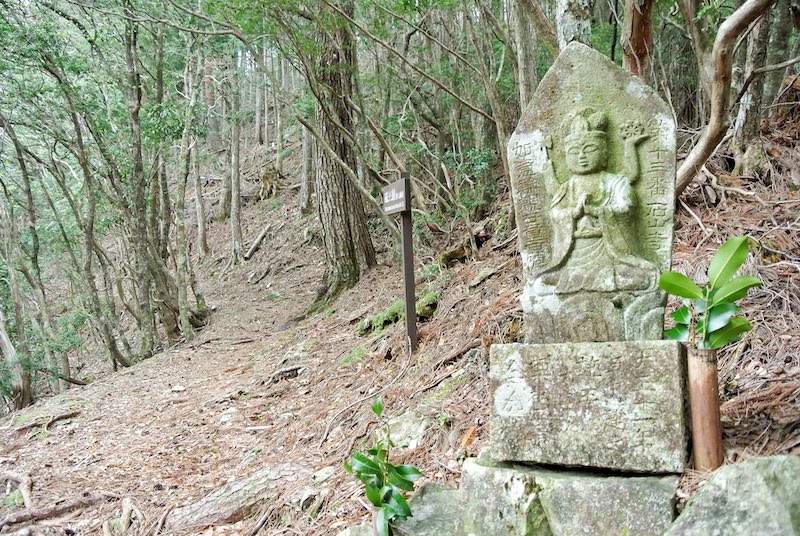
top-left (0, 309), bottom-right (31, 409)
top-left (0, 111), bottom-right (61, 391)
top-left (675, 0), bottom-right (778, 195)
top-left (263, 42), bottom-right (270, 143)
top-left (166, 464), bottom-right (309, 531)
top-left (732, 14), bottom-right (770, 175)
top-left (516, 0), bottom-right (560, 57)
top-left (255, 64), bottom-right (264, 145)
top-left (0, 198), bottom-right (37, 400)
top-left (204, 57), bottom-right (220, 149)
top-left (763, 0), bottom-right (793, 105)
top-left (155, 11), bottom-right (170, 263)
top-left (220, 72), bottom-right (233, 222)
top-left (41, 52), bottom-right (134, 368)
top-left (176, 41), bottom-right (204, 341)
top-left (300, 124), bottom-right (315, 216)
top-left (275, 55), bottom-right (285, 175)
top-left (123, 8), bottom-right (156, 357)
top-left (676, 0), bottom-right (714, 98)
top-left (230, 57), bottom-right (243, 264)
top-left (193, 144), bottom-right (210, 258)
top-left (510, 0), bottom-right (539, 107)
top-left (1, 240), bottom-right (42, 394)
top-left (621, 0), bottom-right (654, 81)
top-left (556, 0), bottom-right (594, 48)
top-left (312, 1), bottom-right (376, 310)
top-left (464, 5), bottom-right (512, 214)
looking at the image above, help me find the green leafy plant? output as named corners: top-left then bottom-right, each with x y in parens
top-left (659, 236), bottom-right (762, 349)
top-left (344, 396), bottom-right (424, 536)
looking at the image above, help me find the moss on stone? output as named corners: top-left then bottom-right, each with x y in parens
top-left (416, 290), bottom-right (441, 319)
top-left (356, 299), bottom-right (405, 335)
top-left (356, 290), bottom-right (441, 336)
top-left (10, 396), bottom-right (85, 426)
top-left (424, 374), bottom-right (467, 404)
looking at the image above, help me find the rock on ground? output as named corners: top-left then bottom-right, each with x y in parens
top-left (666, 455), bottom-right (800, 536)
top-left (394, 483), bottom-right (461, 536)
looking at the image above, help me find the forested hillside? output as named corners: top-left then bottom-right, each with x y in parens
top-left (0, 0), bottom-right (797, 534)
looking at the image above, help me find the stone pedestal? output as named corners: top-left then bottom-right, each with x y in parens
top-left (461, 458), bottom-right (677, 536)
top-left (490, 341), bottom-right (688, 473)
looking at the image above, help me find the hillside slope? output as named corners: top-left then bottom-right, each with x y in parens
top-left (1, 133), bottom-right (798, 535)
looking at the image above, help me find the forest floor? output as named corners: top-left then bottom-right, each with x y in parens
top-left (1, 111), bottom-right (799, 535)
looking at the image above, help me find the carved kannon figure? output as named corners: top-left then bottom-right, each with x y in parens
top-left (533, 109), bottom-right (658, 296)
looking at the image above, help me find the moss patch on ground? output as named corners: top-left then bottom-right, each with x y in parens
top-left (356, 290), bottom-right (442, 336)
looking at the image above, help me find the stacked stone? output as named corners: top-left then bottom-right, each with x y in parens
top-left (465, 42), bottom-right (688, 536)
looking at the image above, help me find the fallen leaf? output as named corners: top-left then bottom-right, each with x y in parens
top-left (460, 426), bottom-right (477, 452)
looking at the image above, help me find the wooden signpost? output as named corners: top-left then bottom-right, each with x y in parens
top-left (382, 172), bottom-right (418, 353)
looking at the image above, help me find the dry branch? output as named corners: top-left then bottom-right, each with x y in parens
top-left (734, 56), bottom-right (800, 105)
top-left (119, 497), bottom-right (141, 534)
top-left (165, 464), bottom-right (310, 531)
top-left (783, 74), bottom-right (800, 92)
top-left (676, 0), bottom-right (778, 195)
top-left (0, 496), bottom-right (103, 531)
top-left (243, 224), bottom-right (273, 260)
top-left (269, 365), bottom-right (303, 384)
top-left (517, 0), bottom-right (560, 57)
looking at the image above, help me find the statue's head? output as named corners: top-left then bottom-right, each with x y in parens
top-left (565, 110), bottom-right (608, 174)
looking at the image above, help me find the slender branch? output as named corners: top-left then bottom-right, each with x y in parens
top-left (734, 56), bottom-right (800, 105)
top-left (675, 0), bottom-right (778, 196)
top-left (477, 0), bottom-right (518, 73)
top-left (375, 4), bottom-right (480, 74)
top-left (320, 0), bottom-right (495, 124)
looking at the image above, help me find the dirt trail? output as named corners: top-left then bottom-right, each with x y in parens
top-left (0, 191), bottom-right (336, 533)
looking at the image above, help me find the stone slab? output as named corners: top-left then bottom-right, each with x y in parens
top-left (490, 341), bottom-right (688, 473)
top-left (461, 458), bottom-right (677, 536)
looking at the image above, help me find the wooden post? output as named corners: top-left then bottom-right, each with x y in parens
top-left (687, 346), bottom-right (724, 471)
top-left (400, 174), bottom-right (418, 353)
top-left (382, 173), bottom-right (418, 354)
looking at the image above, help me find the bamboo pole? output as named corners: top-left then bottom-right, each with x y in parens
top-left (687, 347), bottom-right (724, 471)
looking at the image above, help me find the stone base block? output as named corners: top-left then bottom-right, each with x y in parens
top-left (461, 458), bottom-right (677, 536)
top-left (394, 483), bottom-right (461, 536)
top-left (461, 458), bottom-right (550, 536)
top-left (490, 340), bottom-right (688, 473)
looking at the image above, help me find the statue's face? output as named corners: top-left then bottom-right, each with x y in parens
top-left (566, 137), bottom-right (607, 174)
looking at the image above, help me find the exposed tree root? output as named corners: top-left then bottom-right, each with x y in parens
top-left (13, 411), bottom-right (80, 433)
top-left (1, 471), bottom-right (33, 509)
top-left (165, 464), bottom-right (310, 532)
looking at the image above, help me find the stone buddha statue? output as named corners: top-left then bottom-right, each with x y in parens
top-left (532, 109), bottom-right (658, 297)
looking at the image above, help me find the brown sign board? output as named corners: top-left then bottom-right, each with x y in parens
top-left (382, 177), bottom-right (411, 215)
